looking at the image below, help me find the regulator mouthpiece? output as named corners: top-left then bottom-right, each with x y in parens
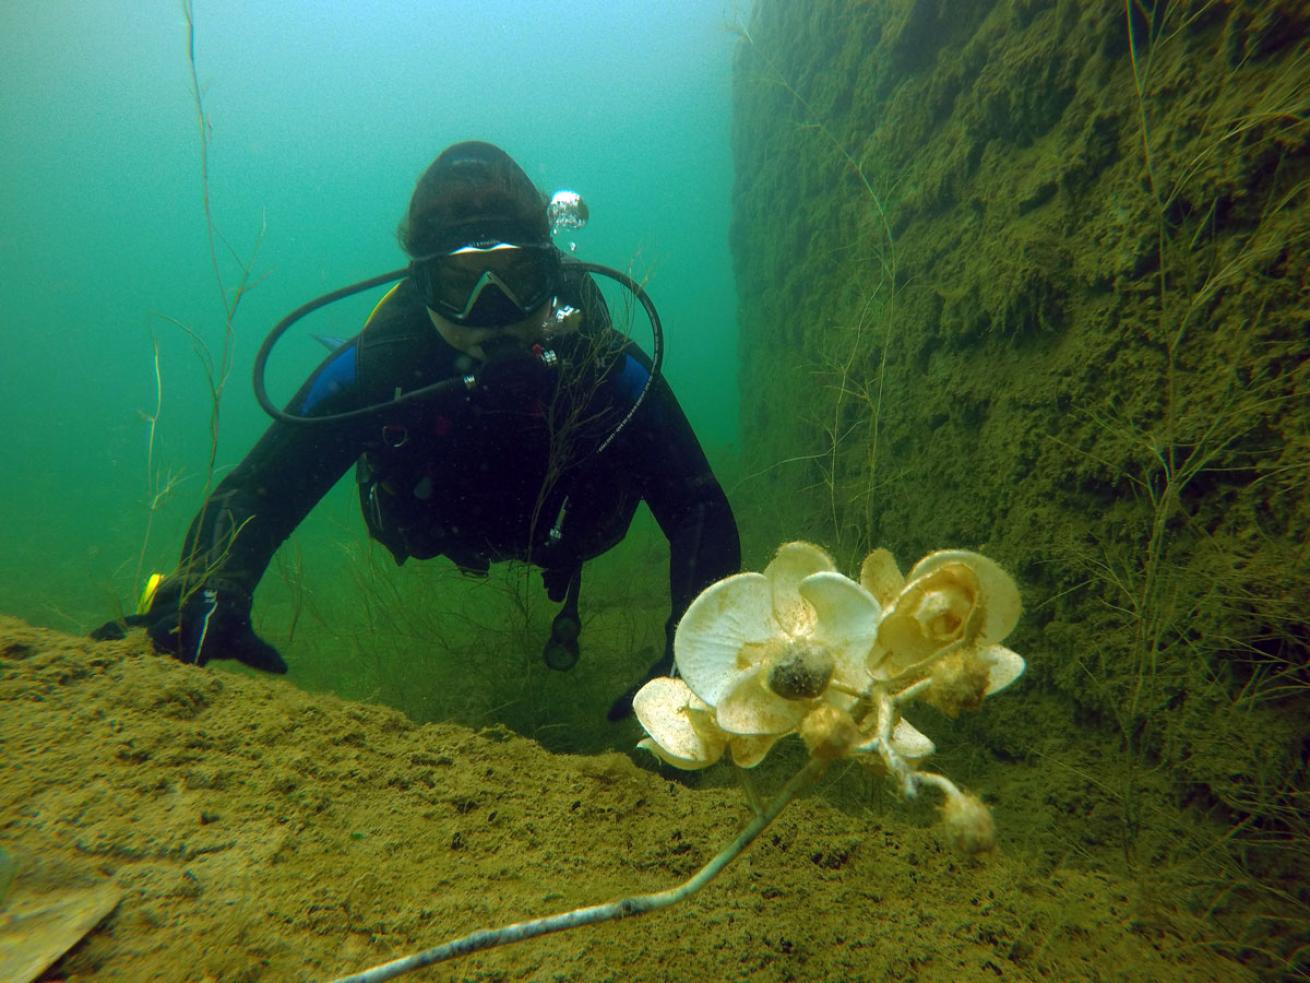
top-left (543, 302), bottom-right (581, 340)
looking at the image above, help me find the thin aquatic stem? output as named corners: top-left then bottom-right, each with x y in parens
top-left (329, 757), bottom-right (829, 983)
top-left (133, 333), bottom-right (166, 592)
top-left (178, 0), bottom-right (265, 490)
top-left (735, 19), bottom-right (897, 557)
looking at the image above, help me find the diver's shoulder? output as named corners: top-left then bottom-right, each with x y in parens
top-left (355, 278), bottom-right (455, 389)
top-left (360, 278), bottom-right (429, 337)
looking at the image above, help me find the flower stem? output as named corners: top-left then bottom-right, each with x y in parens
top-left (329, 757), bottom-right (829, 983)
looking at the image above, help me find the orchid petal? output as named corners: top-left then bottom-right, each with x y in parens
top-left (714, 671), bottom-right (808, 736)
top-left (764, 541), bottom-right (835, 634)
top-left (632, 677), bottom-right (726, 770)
top-left (675, 572), bottom-right (775, 706)
top-left (907, 550), bottom-right (1022, 646)
top-left (637, 737), bottom-right (721, 770)
top-left (728, 733), bottom-right (781, 768)
top-left (859, 547), bottom-right (905, 608)
top-left (890, 717), bottom-right (936, 761)
top-left (797, 571), bottom-right (881, 688)
top-left (978, 644), bottom-right (1026, 696)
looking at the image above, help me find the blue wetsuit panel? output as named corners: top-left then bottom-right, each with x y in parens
top-left (614, 354), bottom-right (649, 405)
top-left (295, 343), bottom-right (359, 414)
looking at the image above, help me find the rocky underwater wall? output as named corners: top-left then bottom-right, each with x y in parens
top-left (731, 0), bottom-right (1308, 963)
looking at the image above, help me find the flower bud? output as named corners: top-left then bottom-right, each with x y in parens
top-left (924, 651), bottom-right (990, 717)
top-left (940, 790), bottom-right (996, 854)
top-left (799, 704), bottom-right (861, 761)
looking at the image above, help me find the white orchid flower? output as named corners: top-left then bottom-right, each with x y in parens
top-left (864, 549), bottom-right (1025, 713)
top-left (634, 542), bottom-right (882, 770)
top-left (674, 542), bottom-right (879, 740)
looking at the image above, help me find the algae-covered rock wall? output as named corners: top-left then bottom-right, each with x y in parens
top-left (731, 0), bottom-right (1308, 946)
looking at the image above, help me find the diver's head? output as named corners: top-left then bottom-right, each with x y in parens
top-left (402, 141), bottom-right (561, 351)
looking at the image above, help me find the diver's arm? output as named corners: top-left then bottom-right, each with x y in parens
top-left (171, 343), bottom-right (368, 600)
top-left (93, 340), bottom-right (371, 670)
top-left (626, 366), bottom-right (741, 651)
top-left (602, 360), bottom-right (739, 719)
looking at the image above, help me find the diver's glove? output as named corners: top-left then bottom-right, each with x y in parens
top-left (606, 642), bottom-right (674, 722)
top-left (91, 584), bottom-right (287, 674)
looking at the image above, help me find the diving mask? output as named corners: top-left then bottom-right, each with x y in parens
top-left (414, 241), bottom-right (559, 327)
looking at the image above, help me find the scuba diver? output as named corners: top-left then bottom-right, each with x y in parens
top-left (92, 140), bottom-right (740, 721)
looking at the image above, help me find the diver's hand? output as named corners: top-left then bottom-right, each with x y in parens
top-left (606, 645), bottom-right (674, 722)
top-left (91, 585), bottom-right (287, 674)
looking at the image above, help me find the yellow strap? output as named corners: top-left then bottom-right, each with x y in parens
top-left (364, 283), bottom-right (403, 327)
top-left (136, 572), bottom-right (166, 615)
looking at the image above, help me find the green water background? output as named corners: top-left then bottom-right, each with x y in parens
top-left (0, 0), bottom-right (744, 692)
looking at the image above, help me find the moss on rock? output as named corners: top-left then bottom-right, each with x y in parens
top-left (732, 0), bottom-right (1309, 970)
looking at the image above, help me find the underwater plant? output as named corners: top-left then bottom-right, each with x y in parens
top-left (108, 0), bottom-right (267, 627)
top-left (330, 541), bottom-right (1025, 981)
top-left (1080, 0), bottom-right (1310, 876)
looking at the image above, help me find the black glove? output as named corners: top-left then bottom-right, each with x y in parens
top-left (606, 643), bottom-right (674, 722)
top-left (91, 584), bottom-right (287, 674)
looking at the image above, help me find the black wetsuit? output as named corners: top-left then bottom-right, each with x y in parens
top-left (170, 264), bottom-right (740, 676)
